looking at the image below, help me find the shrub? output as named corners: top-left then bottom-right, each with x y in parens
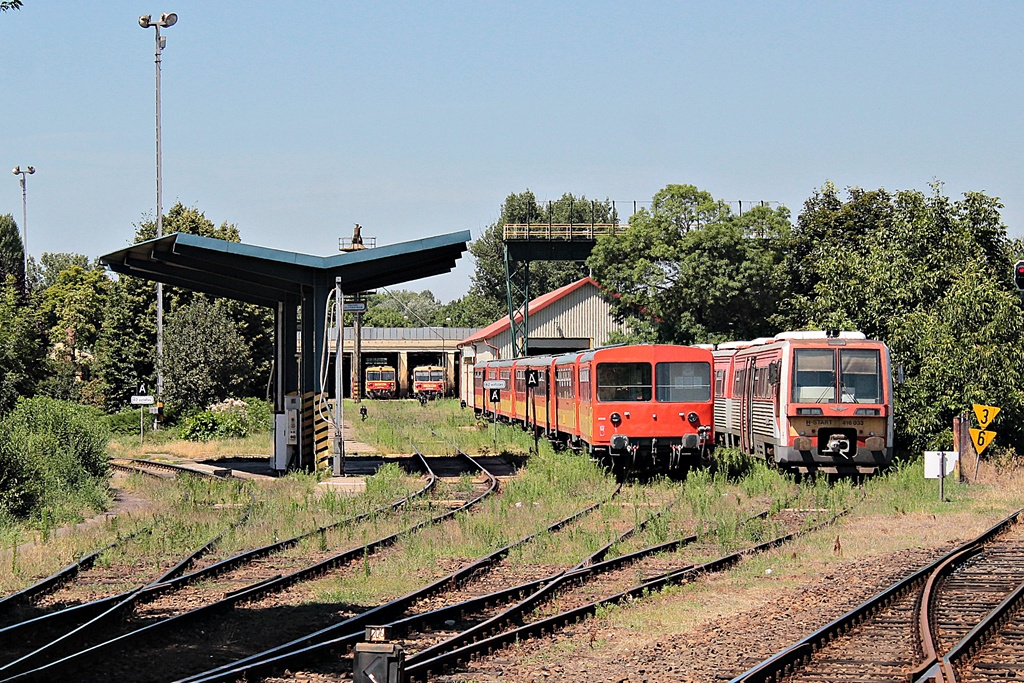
top-left (180, 398), bottom-right (273, 441)
top-left (106, 408), bottom-right (145, 435)
top-left (0, 396), bottom-right (110, 520)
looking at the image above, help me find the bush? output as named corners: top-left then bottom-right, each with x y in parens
top-left (0, 396), bottom-right (110, 520)
top-left (106, 408), bottom-right (146, 435)
top-left (180, 398), bottom-right (273, 442)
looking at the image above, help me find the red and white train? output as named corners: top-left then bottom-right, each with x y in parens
top-left (412, 365), bottom-right (447, 399)
top-left (470, 344), bottom-right (715, 471)
top-left (712, 331), bottom-right (894, 474)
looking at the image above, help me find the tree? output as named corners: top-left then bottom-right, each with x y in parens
top-left (589, 184), bottom-right (791, 343)
top-left (163, 297), bottom-right (254, 412)
top-left (362, 289), bottom-right (441, 328)
top-left (0, 277), bottom-right (44, 415)
top-left (28, 252), bottom-right (96, 293)
top-left (0, 1), bottom-right (24, 11)
top-left (0, 214), bottom-right (26, 300)
top-left (36, 265), bottom-right (111, 403)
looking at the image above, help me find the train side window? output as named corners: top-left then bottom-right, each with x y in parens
top-left (579, 367), bottom-right (591, 402)
top-left (792, 349), bottom-right (836, 403)
top-left (714, 369), bottom-right (726, 396)
top-left (515, 369), bottom-right (526, 395)
top-left (596, 363), bottom-right (652, 402)
top-left (656, 362), bottom-right (711, 402)
top-left (839, 349), bottom-right (882, 403)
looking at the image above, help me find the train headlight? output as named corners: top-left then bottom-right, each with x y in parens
top-left (610, 412), bottom-right (621, 426)
top-left (687, 412), bottom-right (699, 425)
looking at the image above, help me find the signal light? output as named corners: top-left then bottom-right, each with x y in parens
top-left (1015, 260), bottom-right (1024, 292)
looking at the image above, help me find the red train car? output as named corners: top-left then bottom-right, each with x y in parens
top-left (712, 331), bottom-right (894, 474)
top-left (473, 344), bottom-right (714, 471)
top-left (412, 365), bottom-right (446, 399)
top-left (365, 365), bottom-right (397, 399)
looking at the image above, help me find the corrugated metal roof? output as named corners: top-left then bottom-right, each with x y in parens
top-left (461, 277), bottom-right (598, 344)
top-left (335, 327), bottom-right (479, 341)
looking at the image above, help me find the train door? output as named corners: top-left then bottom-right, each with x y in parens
top-left (739, 356), bottom-right (756, 453)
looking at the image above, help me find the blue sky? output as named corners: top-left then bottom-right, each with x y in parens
top-left (2, 1), bottom-right (1022, 301)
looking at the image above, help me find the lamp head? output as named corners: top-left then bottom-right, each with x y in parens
top-left (12, 167), bottom-right (19, 175)
top-left (26, 167), bottom-right (35, 175)
top-left (139, 14), bottom-right (152, 28)
top-left (160, 12), bottom-right (177, 27)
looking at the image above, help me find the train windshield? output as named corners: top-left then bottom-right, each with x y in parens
top-left (381, 371), bottom-right (395, 381)
top-left (839, 349), bottom-right (882, 403)
top-left (792, 349), bottom-right (837, 403)
top-left (415, 371), bottom-right (431, 381)
top-left (655, 362), bottom-right (711, 402)
top-left (596, 363), bottom-right (652, 402)
top-left (367, 371), bottom-right (382, 382)
top-left (792, 349), bottom-right (882, 404)
top-left (430, 370), bottom-right (444, 381)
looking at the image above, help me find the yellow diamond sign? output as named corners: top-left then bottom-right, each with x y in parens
top-left (973, 404), bottom-right (1000, 429)
top-left (969, 428), bottom-right (996, 455)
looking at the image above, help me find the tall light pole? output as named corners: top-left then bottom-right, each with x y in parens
top-left (11, 166), bottom-right (34, 278)
top-left (139, 11), bottom-right (176, 399)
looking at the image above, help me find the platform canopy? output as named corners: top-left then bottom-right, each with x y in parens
top-left (99, 230), bottom-right (472, 307)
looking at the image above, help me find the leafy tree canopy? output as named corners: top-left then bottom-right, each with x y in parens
top-left (589, 184), bottom-right (791, 344)
top-left (0, 214), bottom-right (26, 300)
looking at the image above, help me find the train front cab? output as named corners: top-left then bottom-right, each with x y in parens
top-left (780, 333), bottom-right (894, 473)
top-left (365, 365), bottom-right (397, 399)
top-left (579, 345), bottom-right (714, 470)
top-left (412, 365), bottom-right (446, 399)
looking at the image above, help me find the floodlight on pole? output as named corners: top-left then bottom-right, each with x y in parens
top-left (12, 165), bottom-right (35, 277)
top-left (139, 11), bottom-right (176, 400)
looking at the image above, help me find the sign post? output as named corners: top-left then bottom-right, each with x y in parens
top-left (969, 403), bottom-right (1000, 479)
top-left (925, 450), bottom-right (958, 501)
top-left (131, 384), bottom-right (155, 444)
top-left (483, 379), bottom-right (505, 451)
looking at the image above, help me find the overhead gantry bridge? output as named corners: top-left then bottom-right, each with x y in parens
top-left (502, 219), bottom-right (626, 358)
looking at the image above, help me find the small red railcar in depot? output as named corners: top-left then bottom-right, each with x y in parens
top-left (472, 344), bottom-right (715, 472)
top-left (412, 365), bottom-right (446, 399)
top-left (364, 365), bottom-right (397, 399)
top-left (712, 331), bottom-right (894, 475)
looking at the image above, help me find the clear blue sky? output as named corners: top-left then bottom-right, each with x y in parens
top-left (2, 1), bottom-right (1022, 301)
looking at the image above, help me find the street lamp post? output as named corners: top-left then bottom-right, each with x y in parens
top-left (11, 165), bottom-right (34, 278)
top-left (139, 11), bottom-right (176, 400)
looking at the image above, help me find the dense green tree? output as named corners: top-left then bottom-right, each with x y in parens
top-left (0, 214), bottom-right (26, 300)
top-left (433, 293), bottom-right (500, 328)
top-left (0, 277), bottom-right (45, 415)
top-left (361, 289), bottom-right (441, 327)
top-left (27, 252), bottom-right (97, 293)
top-left (163, 297), bottom-right (254, 412)
top-left (589, 184), bottom-right (791, 343)
top-left (35, 265), bottom-right (111, 403)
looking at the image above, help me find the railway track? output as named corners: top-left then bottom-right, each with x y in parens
top-left (0, 450), bottom-right (491, 679)
top-left (181, 496), bottom-right (840, 682)
top-left (730, 509), bottom-right (1024, 683)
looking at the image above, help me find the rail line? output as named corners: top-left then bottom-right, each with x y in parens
top-left (0, 449), bottom-right (492, 682)
top-left (730, 508), bottom-right (1024, 683)
top-left (183, 497), bottom-right (837, 682)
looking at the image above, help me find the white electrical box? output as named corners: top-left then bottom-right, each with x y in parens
top-left (271, 396), bottom-right (303, 472)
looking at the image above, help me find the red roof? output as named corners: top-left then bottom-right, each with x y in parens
top-left (461, 277), bottom-right (598, 345)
